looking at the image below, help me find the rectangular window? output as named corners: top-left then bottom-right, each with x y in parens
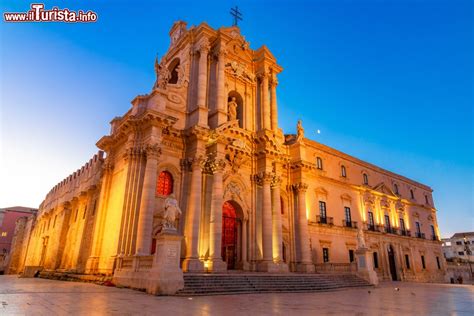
top-left (323, 248), bottom-right (329, 263)
top-left (405, 254), bottom-right (410, 269)
top-left (319, 201), bottom-right (327, 220)
top-left (400, 218), bottom-right (406, 232)
top-left (410, 189), bottom-right (415, 199)
top-left (436, 256), bottom-right (441, 269)
top-left (82, 206), bottom-right (87, 220)
top-left (458, 251), bottom-right (465, 255)
top-left (421, 255), bottom-right (426, 269)
top-left (363, 173), bottom-right (368, 185)
top-left (384, 215), bottom-right (391, 230)
top-left (456, 241), bottom-right (462, 245)
top-left (47, 218), bottom-right (51, 230)
top-left (373, 252), bottom-right (379, 269)
top-left (431, 225), bottom-right (436, 240)
top-left (317, 157), bottom-right (323, 170)
top-left (341, 165), bottom-right (346, 177)
top-left (416, 222), bottom-right (421, 235)
top-left (345, 207), bottom-right (351, 225)
top-left (368, 211), bottom-right (375, 229)
top-left (349, 249), bottom-right (354, 263)
top-left (425, 195), bottom-right (429, 204)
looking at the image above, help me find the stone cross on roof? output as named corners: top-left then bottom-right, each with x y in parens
top-left (230, 6), bottom-right (243, 26)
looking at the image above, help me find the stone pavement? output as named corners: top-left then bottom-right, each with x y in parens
top-left (0, 275), bottom-right (472, 315)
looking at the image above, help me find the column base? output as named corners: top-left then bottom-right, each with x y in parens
top-left (182, 258), bottom-right (205, 273)
top-left (206, 258), bottom-right (227, 273)
top-left (296, 262), bottom-right (315, 273)
top-left (257, 261), bottom-right (282, 273)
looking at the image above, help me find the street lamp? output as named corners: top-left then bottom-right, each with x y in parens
top-left (464, 235), bottom-right (473, 278)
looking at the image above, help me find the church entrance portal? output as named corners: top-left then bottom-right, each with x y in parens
top-left (222, 201), bottom-right (242, 270)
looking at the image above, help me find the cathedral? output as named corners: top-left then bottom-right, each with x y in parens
top-left (8, 21), bottom-right (446, 285)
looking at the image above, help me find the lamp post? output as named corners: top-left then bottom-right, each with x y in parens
top-left (464, 235), bottom-right (473, 279)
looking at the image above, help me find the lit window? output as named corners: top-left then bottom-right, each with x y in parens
top-left (363, 173), bottom-right (368, 185)
top-left (1, 232), bottom-right (6, 237)
top-left (341, 165), bottom-right (346, 177)
top-left (316, 157), bottom-right (323, 170)
top-left (156, 171), bottom-right (173, 196)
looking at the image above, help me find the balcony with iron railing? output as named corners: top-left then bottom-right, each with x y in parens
top-left (316, 215), bottom-right (334, 225)
top-left (415, 232), bottom-right (426, 239)
top-left (364, 222), bottom-right (378, 232)
top-left (400, 229), bottom-right (411, 237)
top-left (342, 220), bottom-right (358, 229)
top-left (384, 227), bottom-right (398, 235)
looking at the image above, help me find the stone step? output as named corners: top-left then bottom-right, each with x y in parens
top-left (176, 273), bottom-right (372, 296)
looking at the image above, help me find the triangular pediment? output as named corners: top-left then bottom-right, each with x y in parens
top-left (372, 182), bottom-right (397, 196)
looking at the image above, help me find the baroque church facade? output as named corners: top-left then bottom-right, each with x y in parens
top-left (8, 21), bottom-right (445, 283)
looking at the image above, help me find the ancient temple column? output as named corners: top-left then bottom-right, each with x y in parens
top-left (241, 219), bottom-right (248, 264)
top-left (182, 157), bottom-right (205, 272)
top-left (207, 159), bottom-right (227, 271)
top-left (261, 73), bottom-right (271, 130)
top-left (215, 45), bottom-right (227, 125)
top-left (135, 144), bottom-right (161, 255)
top-left (293, 183), bottom-right (315, 272)
top-left (270, 78), bottom-right (278, 131)
top-left (271, 176), bottom-right (283, 262)
top-left (261, 172), bottom-right (274, 263)
top-left (195, 40), bottom-right (210, 127)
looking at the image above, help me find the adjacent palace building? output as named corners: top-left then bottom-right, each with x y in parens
top-left (8, 21), bottom-right (445, 283)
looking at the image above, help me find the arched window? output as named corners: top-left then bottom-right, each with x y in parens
top-left (156, 171), bottom-right (173, 196)
top-left (341, 165), bottom-right (347, 177)
top-left (394, 183), bottom-right (399, 195)
top-left (316, 157), bottom-right (323, 170)
top-left (363, 173), bottom-right (369, 185)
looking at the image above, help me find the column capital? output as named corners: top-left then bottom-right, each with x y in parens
top-left (195, 38), bottom-right (210, 54)
top-left (143, 143), bottom-right (161, 160)
top-left (270, 72), bottom-right (279, 86)
top-left (292, 182), bottom-right (308, 193)
top-left (254, 171), bottom-right (274, 186)
top-left (204, 157), bottom-right (226, 174)
top-left (271, 175), bottom-right (281, 188)
top-left (183, 155), bottom-right (206, 172)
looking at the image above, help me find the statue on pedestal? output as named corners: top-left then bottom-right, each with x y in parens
top-left (296, 120), bottom-right (304, 141)
top-left (163, 194), bottom-right (181, 230)
top-left (153, 56), bottom-right (171, 90)
top-left (357, 227), bottom-right (367, 249)
top-left (228, 97), bottom-right (238, 121)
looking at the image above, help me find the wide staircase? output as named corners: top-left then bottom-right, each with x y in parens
top-left (176, 273), bottom-right (372, 296)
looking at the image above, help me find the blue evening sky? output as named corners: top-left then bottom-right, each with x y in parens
top-left (1, 0), bottom-right (472, 237)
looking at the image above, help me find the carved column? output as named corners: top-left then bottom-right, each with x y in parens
top-left (261, 72), bottom-right (270, 130)
top-left (271, 176), bottom-right (283, 262)
top-left (182, 156), bottom-right (205, 272)
top-left (293, 183), bottom-right (315, 272)
top-left (208, 158), bottom-right (227, 272)
top-left (135, 144), bottom-right (161, 255)
top-left (215, 45), bottom-right (227, 126)
top-left (270, 75), bottom-right (278, 131)
top-left (256, 172), bottom-right (278, 272)
top-left (195, 40), bottom-right (210, 127)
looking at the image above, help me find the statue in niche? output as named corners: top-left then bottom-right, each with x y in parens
top-left (153, 56), bottom-right (171, 90)
top-left (296, 119), bottom-right (304, 141)
top-left (163, 194), bottom-right (181, 230)
top-left (228, 97), bottom-right (238, 121)
top-left (357, 227), bottom-right (367, 249)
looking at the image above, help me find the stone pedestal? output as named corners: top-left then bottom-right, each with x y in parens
top-left (355, 248), bottom-right (379, 285)
top-left (206, 258), bottom-right (227, 272)
top-left (146, 231), bottom-right (184, 295)
top-left (296, 263), bottom-right (315, 273)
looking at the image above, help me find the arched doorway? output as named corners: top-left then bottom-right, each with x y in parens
top-left (222, 201), bottom-right (242, 270)
top-left (387, 245), bottom-right (397, 281)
